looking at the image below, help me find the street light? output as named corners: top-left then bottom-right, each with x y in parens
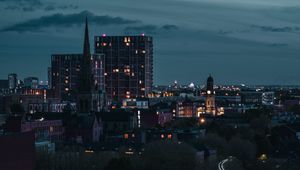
top-left (200, 118), bottom-right (205, 124)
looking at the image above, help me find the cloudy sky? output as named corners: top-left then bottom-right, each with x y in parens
top-left (0, 0), bottom-right (300, 85)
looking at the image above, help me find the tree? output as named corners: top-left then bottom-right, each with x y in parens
top-left (201, 133), bottom-right (228, 156)
top-left (10, 103), bottom-right (25, 114)
top-left (104, 157), bottom-right (135, 170)
top-left (227, 136), bottom-right (256, 166)
top-left (142, 141), bottom-right (196, 170)
top-left (288, 104), bottom-right (300, 115)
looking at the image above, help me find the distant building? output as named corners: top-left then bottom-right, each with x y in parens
top-left (205, 75), bottom-right (216, 115)
top-left (5, 114), bottom-right (65, 143)
top-left (176, 99), bottom-right (205, 117)
top-left (47, 67), bottom-right (52, 89)
top-left (24, 77), bottom-right (39, 89)
top-left (157, 111), bottom-right (173, 126)
top-left (94, 35), bottom-right (153, 103)
top-left (96, 110), bottom-right (137, 136)
top-left (122, 98), bottom-right (149, 109)
top-left (21, 113), bottom-right (65, 142)
top-left (8, 73), bottom-right (17, 91)
top-left (262, 92), bottom-right (275, 106)
top-left (65, 113), bottom-right (102, 143)
top-left (240, 91), bottom-right (262, 105)
top-left (0, 79), bottom-right (9, 95)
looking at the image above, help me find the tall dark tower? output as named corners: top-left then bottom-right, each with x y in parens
top-left (205, 75), bottom-right (216, 115)
top-left (79, 17), bottom-right (93, 93)
top-left (77, 17), bottom-right (100, 113)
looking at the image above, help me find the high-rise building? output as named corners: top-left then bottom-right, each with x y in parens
top-left (51, 54), bottom-right (82, 101)
top-left (47, 67), bottom-right (52, 89)
top-left (8, 73), bottom-right (17, 90)
top-left (205, 75), bottom-right (216, 115)
top-left (94, 35), bottom-right (153, 102)
top-left (50, 54), bottom-right (105, 101)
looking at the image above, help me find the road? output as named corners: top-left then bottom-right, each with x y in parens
top-left (218, 157), bottom-right (232, 170)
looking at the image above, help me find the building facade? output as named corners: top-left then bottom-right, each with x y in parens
top-left (50, 54), bottom-right (82, 101)
top-left (205, 75), bottom-right (216, 115)
top-left (94, 35), bottom-right (153, 103)
top-left (8, 73), bottom-right (18, 92)
top-left (24, 77), bottom-right (39, 89)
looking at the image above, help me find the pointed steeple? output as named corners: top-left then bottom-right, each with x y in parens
top-left (79, 17), bottom-right (93, 93)
top-left (83, 17), bottom-right (91, 56)
top-left (207, 74), bottom-right (214, 91)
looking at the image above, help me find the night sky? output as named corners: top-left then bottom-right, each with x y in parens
top-left (0, 0), bottom-right (300, 85)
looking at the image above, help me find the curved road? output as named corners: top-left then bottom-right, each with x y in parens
top-left (218, 158), bottom-right (229, 170)
top-left (218, 156), bottom-right (235, 170)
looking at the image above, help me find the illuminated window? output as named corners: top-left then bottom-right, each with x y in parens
top-left (141, 65), bottom-right (144, 68)
top-left (124, 68), bottom-right (131, 73)
top-left (167, 134), bottom-right (172, 139)
top-left (161, 134), bottom-right (165, 139)
top-left (142, 50), bottom-right (146, 54)
top-left (124, 133), bottom-right (129, 139)
top-left (50, 126), bottom-right (54, 132)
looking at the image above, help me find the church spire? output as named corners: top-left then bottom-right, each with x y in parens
top-left (83, 16), bottom-right (90, 56)
top-left (79, 17), bottom-right (93, 93)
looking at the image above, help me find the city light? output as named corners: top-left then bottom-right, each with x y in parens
top-left (200, 118), bottom-right (205, 124)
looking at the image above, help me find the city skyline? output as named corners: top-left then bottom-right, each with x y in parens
top-left (1, 0), bottom-right (300, 85)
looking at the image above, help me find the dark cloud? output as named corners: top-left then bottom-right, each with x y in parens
top-left (161, 24), bottom-right (179, 31)
top-left (124, 24), bottom-right (179, 34)
top-left (44, 4), bottom-right (79, 11)
top-left (252, 25), bottom-right (300, 33)
top-left (1, 0), bottom-right (78, 12)
top-left (269, 43), bottom-right (288, 47)
top-left (0, 0), bottom-right (43, 11)
top-left (1, 11), bottom-right (140, 32)
top-left (124, 25), bottom-right (158, 34)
